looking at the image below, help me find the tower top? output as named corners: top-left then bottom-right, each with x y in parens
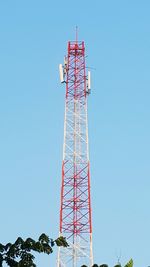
top-left (75, 26), bottom-right (78, 43)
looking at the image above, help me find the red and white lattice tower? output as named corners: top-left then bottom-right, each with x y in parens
top-left (57, 33), bottom-right (93, 267)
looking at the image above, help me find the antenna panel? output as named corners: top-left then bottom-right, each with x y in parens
top-left (59, 64), bottom-right (64, 83)
top-left (88, 71), bottom-right (91, 90)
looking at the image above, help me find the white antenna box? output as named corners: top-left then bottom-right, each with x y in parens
top-left (59, 64), bottom-right (64, 83)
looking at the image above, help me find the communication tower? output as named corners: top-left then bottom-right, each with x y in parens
top-left (57, 33), bottom-right (93, 267)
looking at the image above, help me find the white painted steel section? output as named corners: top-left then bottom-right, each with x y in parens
top-left (57, 96), bottom-right (93, 266)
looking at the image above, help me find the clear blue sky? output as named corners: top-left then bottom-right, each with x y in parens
top-left (0, 1), bottom-right (150, 267)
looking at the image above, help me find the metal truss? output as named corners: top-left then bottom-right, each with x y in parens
top-left (57, 41), bottom-right (93, 267)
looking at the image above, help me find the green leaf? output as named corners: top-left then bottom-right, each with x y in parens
top-left (5, 243), bottom-right (12, 251)
top-left (38, 234), bottom-right (49, 244)
top-left (7, 244), bottom-right (16, 258)
top-left (5, 258), bottom-right (18, 267)
top-left (124, 259), bottom-right (133, 267)
top-left (33, 242), bottom-right (43, 253)
top-left (0, 244), bottom-right (5, 253)
top-left (21, 252), bottom-right (35, 262)
top-left (42, 243), bottom-right (53, 254)
top-left (0, 254), bottom-right (3, 267)
top-left (15, 238), bottom-right (24, 246)
top-left (55, 236), bottom-right (69, 247)
top-left (50, 239), bottom-right (55, 247)
top-left (18, 259), bottom-right (36, 267)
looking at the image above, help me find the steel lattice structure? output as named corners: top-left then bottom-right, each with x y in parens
top-left (57, 39), bottom-right (93, 267)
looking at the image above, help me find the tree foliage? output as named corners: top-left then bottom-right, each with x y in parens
top-left (81, 259), bottom-right (133, 267)
top-left (0, 234), bottom-right (68, 267)
top-left (0, 235), bottom-right (133, 267)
